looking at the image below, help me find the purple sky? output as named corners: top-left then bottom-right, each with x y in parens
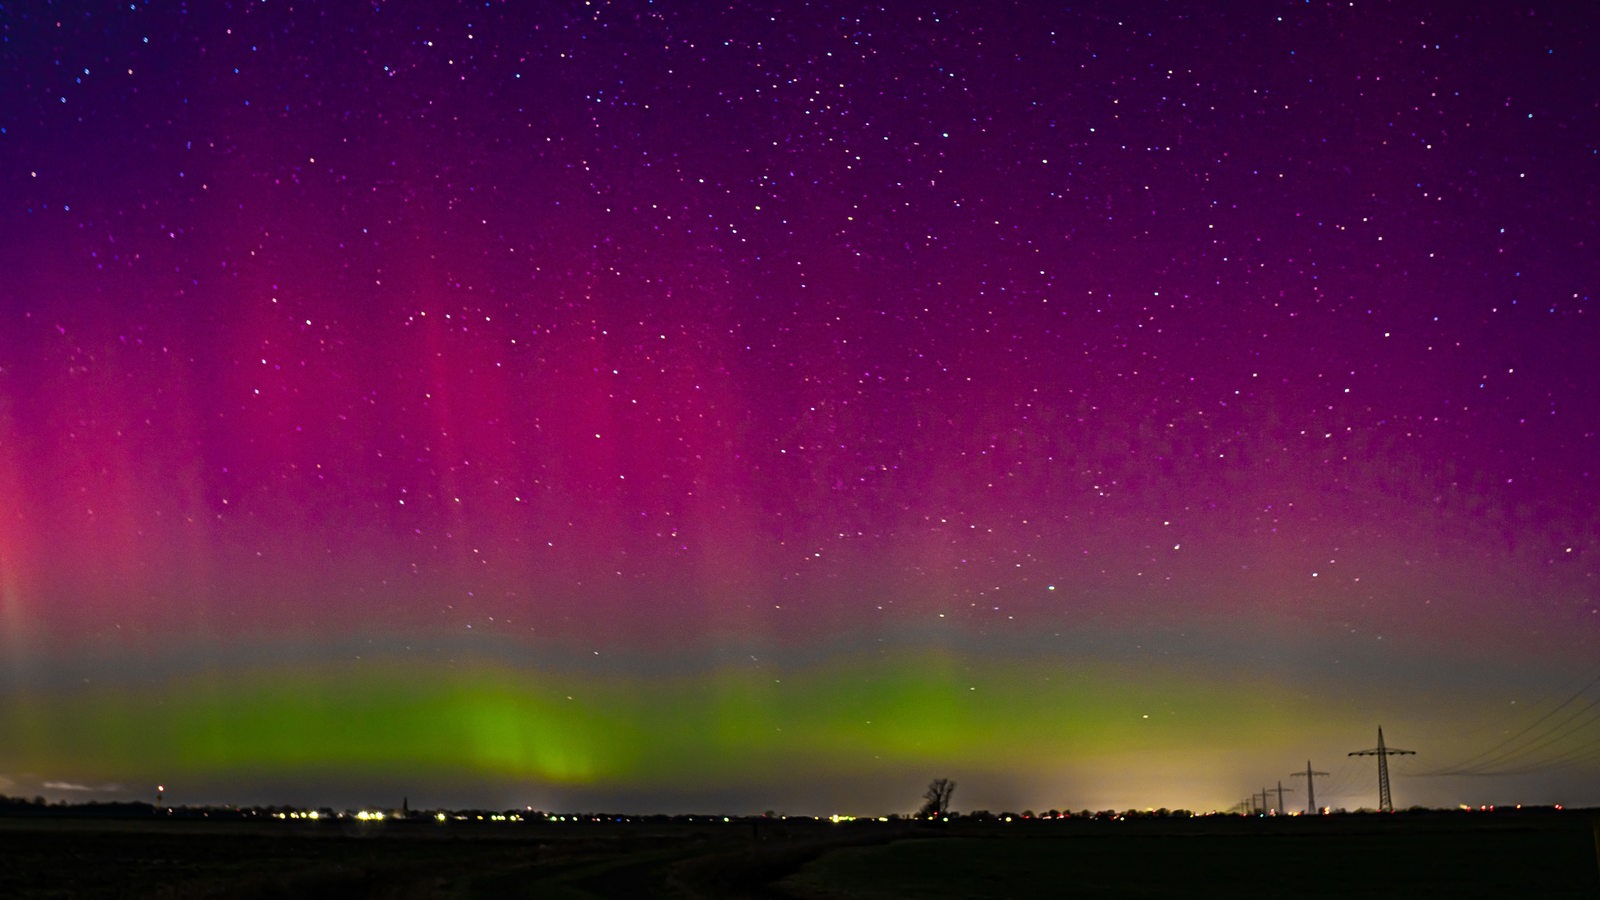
top-left (0, 2), bottom-right (1595, 815)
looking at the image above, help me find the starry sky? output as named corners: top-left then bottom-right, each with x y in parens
top-left (1, 1), bottom-right (1596, 816)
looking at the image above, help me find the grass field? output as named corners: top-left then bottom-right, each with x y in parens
top-left (1, 810), bottom-right (1595, 898)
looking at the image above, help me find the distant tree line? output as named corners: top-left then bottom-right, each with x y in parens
top-left (0, 795), bottom-right (158, 818)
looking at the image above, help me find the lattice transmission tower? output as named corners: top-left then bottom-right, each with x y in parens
top-left (1292, 761), bottom-right (1328, 814)
top-left (1348, 726), bottom-right (1415, 812)
top-left (1271, 780), bottom-right (1293, 815)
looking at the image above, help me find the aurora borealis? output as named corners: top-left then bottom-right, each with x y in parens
top-left (1, 2), bottom-right (1596, 816)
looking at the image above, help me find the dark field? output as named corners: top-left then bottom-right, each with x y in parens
top-left (1, 810), bottom-right (1596, 898)
top-left (778, 814), bottom-right (1600, 899)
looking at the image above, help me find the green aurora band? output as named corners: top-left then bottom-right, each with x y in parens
top-left (7, 642), bottom-right (1305, 808)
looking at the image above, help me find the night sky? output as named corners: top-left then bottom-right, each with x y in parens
top-left (2, 2), bottom-right (1596, 816)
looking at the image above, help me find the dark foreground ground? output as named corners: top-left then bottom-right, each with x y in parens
top-left (1, 809), bottom-right (1596, 898)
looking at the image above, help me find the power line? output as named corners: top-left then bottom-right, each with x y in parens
top-left (1422, 672), bottom-right (1600, 777)
top-left (1433, 730), bottom-right (1600, 777)
top-left (1317, 757), bottom-right (1366, 809)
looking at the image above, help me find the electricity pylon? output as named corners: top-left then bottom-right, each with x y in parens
top-left (1272, 780), bottom-right (1294, 815)
top-left (1348, 726), bottom-right (1415, 812)
top-left (1292, 761), bottom-right (1328, 814)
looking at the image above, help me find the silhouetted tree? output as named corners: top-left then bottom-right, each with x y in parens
top-left (919, 778), bottom-right (955, 817)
